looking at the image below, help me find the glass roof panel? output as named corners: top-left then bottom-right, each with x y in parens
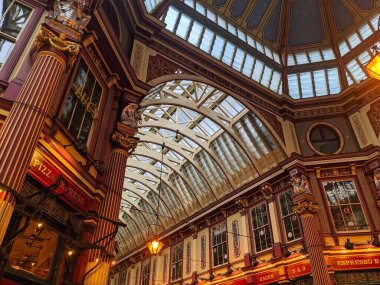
top-left (118, 80), bottom-right (287, 256)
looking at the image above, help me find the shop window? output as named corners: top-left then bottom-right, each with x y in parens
top-left (322, 180), bottom-right (369, 231)
top-left (307, 123), bottom-right (343, 155)
top-left (212, 222), bottom-right (228, 266)
top-left (0, 1), bottom-right (32, 68)
top-left (61, 59), bottom-right (102, 143)
top-left (8, 218), bottom-right (59, 280)
top-left (141, 262), bottom-right (150, 285)
top-left (279, 190), bottom-right (302, 242)
top-left (251, 203), bottom-right (272, 252)
top-left (171, 243), bottom-right (183, 281)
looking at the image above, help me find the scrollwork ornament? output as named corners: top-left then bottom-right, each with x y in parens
top-left (111, 131), bottom-right (138, 153)
top-left (293, 201), bottom-right (319, 215)
top-left (32, 26), bottom-right (80, 70)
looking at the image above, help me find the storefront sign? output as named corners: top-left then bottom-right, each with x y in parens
top-left (331, 255), bottom-right (380, 271)
top-left (28, 152), bottom-right (91, 210)
top-left (287, 261), bottom-right (311, 279)
top-left (254, 270), bottom-right (279, 284)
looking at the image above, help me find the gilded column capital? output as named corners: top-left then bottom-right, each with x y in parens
top-left (32, 26), bottom-right (81, 69)
top-left (292, 192), bottom-right (319, 216)
top-left (293, 201), bottom-right (319, 215)
top-left (110, 130), bottom-right (138, 154)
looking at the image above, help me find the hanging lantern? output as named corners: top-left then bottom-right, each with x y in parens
top-left (365, 53), bottom-right (380, 80)
top-left (147, 239), bottom-right (164, 255)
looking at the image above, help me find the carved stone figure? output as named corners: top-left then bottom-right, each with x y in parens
top-left (374, 168), bottom-right (380, 190)
top-left (121, 103), bottom-right (141, 128)
top-left (290, 174), bottom-right (310, 195)
top-left (53, 0), bottom-right (91, 31)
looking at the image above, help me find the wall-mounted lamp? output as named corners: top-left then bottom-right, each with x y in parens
top-left (252, 257), bottom-right (260, 267)
top-left (344, 238), bottom-right (354, 250)
top-left (369, 236), bottom-right (380, 247)
top-left (84, 159), bottom-right (105, 176)
top-left (283, 248), bottom-right (292, 258)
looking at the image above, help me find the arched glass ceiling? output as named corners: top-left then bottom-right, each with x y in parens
top-left (143, 0), bottom-right (380, 99)
top-left (116, 80), bottom-right (286, 257)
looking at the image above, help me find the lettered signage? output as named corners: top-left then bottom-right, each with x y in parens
top-left (331, 255), bottom-right (380, 270)
top-left (28, 151), bottom-right (91, 210)
top-left (254, 270), bottom-right (279, 285)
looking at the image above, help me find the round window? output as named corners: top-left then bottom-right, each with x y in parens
top-left (308, 124), bottom-right (343, 155)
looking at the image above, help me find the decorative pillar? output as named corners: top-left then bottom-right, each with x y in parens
top-left (290, 170), bottom-right (332, 285)
top-left (0, 26), bottom-right (80, 243)
top-left (83, 122), bottom-right (138, 285)
top-left (261, 184), bottom-right (282, 258)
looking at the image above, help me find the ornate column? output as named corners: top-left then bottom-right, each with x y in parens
top-left (83, 122), bottom-right (138, 285)
top-left (290, 169), bottom-right (332, 285)
top-left (0, 26), bottom-right (80, 243)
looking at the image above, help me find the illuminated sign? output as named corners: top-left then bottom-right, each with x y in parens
top-left (28, 151), bottom-right (91, 210)
top-left (254, 270), bottom-right (279, 285)
top-left (331, 255), bottom-right (380, 270)
top-left (287, 261), bottom-right (311, 279)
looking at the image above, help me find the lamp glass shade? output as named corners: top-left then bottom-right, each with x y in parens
top-left (366, 54), bottom-right (380, 80)
top-left (147, 240), bottom-right (164, 255)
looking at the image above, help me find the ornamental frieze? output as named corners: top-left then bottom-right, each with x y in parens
top-left (367, 98), bottom-right (380, 137)
top-left (293, 106), bottom-right (344, 118)
top-left (146, 54), bottom-right (192, 82)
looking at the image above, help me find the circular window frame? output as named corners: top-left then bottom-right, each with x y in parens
top-left (306, 122), bottom-right (344, 155)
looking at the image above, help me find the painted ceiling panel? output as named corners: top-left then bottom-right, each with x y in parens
top-left (247, 0), bottom-right (272, 29)
top-left (263, 0), bottom-right (282, 43)
top-left (332, 0), bottom-right (354, 32)
top-left (289, 0), bottom-right (325, 46)
top-left (352, 0), bottom-right (375, 10)
top-left (230, 0), bottom-right (249, 19)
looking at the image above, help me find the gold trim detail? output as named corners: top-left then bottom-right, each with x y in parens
top-left (111, 131), bottom-right (138, 153)
top-left (32, 27), bottom-right (81, 69)
top-left (293, 201), bottom-right (319, 215)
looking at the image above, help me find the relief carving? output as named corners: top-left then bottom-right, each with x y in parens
top-left (121, 103), bottom-right (141, 128)
top-left (53, 0), bottom-right (91, 31)
top-left (350, 113), bottom-right (368, 147)
top-left (290, 174), bottom-right (311, 196)
top-left (147, 54), bottom-right (190, 82)
top-left (367, 99), bottom-right (380, 137)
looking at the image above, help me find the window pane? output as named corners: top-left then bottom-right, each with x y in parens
top-left (61, 59), bottom-right (102, 142)
top-left (322, 180), bottom-right (368, 231)
top-left (8, 218), bottom-right (59, 280)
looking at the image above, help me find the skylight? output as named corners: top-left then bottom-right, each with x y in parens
top-left (117, 80), bottom-right (286, 256)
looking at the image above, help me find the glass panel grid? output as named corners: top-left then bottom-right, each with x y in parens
top-left (322, 180), bottom-right (369, 232)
